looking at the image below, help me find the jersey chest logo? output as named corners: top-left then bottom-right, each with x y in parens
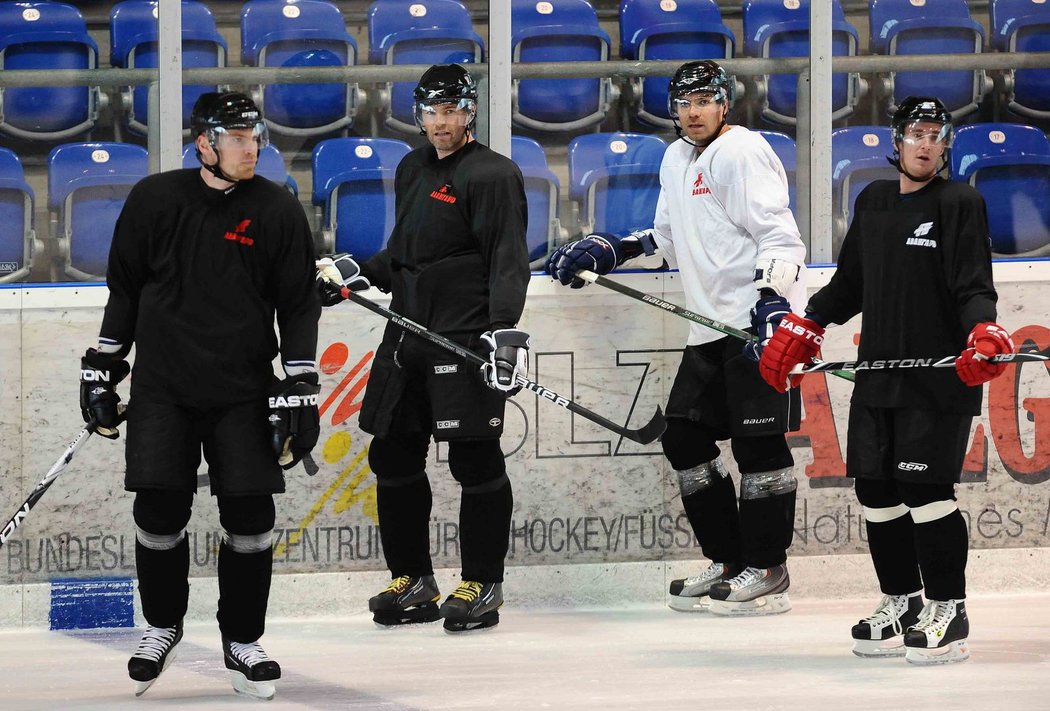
top-left (429, 183), bottom-right (458, 204)
top-left (223, 218), bottom-right (254, 247)
top-left (692, 170), bottom-right (710, 196)
top-left (905, 221), bottom-right (937, 248)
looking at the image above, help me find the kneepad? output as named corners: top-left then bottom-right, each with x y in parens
top-left (133, 491), bottom-right (193, 544)
top-left (896, 481), bottom-right (958, 523)
top-left (217, 495), bottom-right (275, 536)
top-left (368, 433), bottom-right (430, 482)
top-left (730, 435), bottom-right (792, 474)
top-left (854, 478), bottom-right (909, 523)
top-left (660, 419), bottom-right (720, 471)
top-left (448, 439), bottom-right (507, 492)
top-left (740, 467), bottom-right (797, 500)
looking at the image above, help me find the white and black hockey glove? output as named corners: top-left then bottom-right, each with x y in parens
top-left (316, 253), bottom-right (370, 307)
top-left (268, 373), bottom-right (321, 469)
top-left (479, 329), bottom-right (530, 394)
top-left (80, 348), bottom-right (130, 439)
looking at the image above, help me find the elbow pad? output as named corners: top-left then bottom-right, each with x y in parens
top-left (619, 230), bottom-right (664, 270)
top-left (753, 258), bottom-right (802, 297)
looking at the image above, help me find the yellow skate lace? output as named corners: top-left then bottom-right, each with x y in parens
top-left (383, 576), bottom-right (412, 594)
top-left (449, 581), bottom-right (483, 602)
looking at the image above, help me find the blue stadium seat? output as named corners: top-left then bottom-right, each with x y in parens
top-left (511, 136), bottom-right (562, 264)
top-left (869, 0), bottom-right (986, 120)
top-left (368, 0), bottom-right (484, 134)
top-left (180, 143), bottom-right (298, 196)
top-left (742, 0), bottom-right (862, 126)
top-left (830, 126), bottom-right (897, 245)
top-left (757, 130), bottom-right (797, 217)
top-left (0, 2), bottom-right (101, 141)
top-left (990, 0), bottom-right (1050, 121)
top-left (0, 148), bottom-right (34, 283)
top-left (952, 123), bottom-right (1050, 255)
top-left (312, 138), bottom-right (411, 259)
top-left (48, 143), bottom-right (148, 280)
top-left (568, 132), bottom-right (666, 236)
top-left (241, 0), bottom-right (358, 137)
top-left (619, 0), bottom-right (735, 128)
top-left (110, 0), bottom-right (227, 137)
top-left (511, 0), bottom-right (614, 131)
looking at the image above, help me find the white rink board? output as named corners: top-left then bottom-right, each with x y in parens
top-left (0, 265), bottom-right (1048, 626)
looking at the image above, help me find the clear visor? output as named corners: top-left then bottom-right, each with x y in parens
top-left (414, 98), bottom-right (476, 128)
top-left (671, 89), bottom-right (727, 112)
top-left (211, 123), bottom-right (269, 151)
top-left (899, 121), bottom-right (951, 147)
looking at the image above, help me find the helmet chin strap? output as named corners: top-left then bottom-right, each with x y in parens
top-left (195, 138), bottom-right (242, 185)
top-left (887, 149), bottom-right (948, 184)
top-left (678, 104), bottom-right (728, 149)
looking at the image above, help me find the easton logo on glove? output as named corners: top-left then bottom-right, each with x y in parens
top-left (268, 393), bottom-right (319, 409)
top-left (781, 320), bottom-right (824, 345)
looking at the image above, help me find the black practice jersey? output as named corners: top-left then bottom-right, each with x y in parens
top-left (808, 177), bottom-right (997, 414)
top-left (100, 169), bottom-right (320, 406)
top-left (362, 140), bottom-right (529, 335)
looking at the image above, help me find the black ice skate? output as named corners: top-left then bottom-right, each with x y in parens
top-left (439, 581), bottom-right (503, 633)
top-left (668, 562), bottom-right (741, 613)
top-left (851, 591), bottom-right (923, 658)
top-left (128, 623), bottom-right (183, 697)
top-left (708, 564), bottom-right (791, 616)
top-left (368, 575), bottom-right (441, 627)
top-left (903, 599), bottom-right (970, 665)
top-left (222, 637), bottom-right (281, 700)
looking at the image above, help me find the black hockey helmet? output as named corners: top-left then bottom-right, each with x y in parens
top-left (888, 96), bottom-right (953, 180)
top-left (190, 92), bottom-right (268, 182)
top-left (667, 60), bottom-right (734, 147)
top-left (412, 63), bottom-right (478, 134)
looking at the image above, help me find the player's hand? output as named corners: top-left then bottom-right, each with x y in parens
top-left (743, 292), bottom-right (792, 362)
top-left (316, 253), bottom-right (370, 307)
top-left (480, 329), bottom-right (530, 393)
top-left (955, 322), bottom-right (1013, 387)
top-left (268, 373), bottom-right (321, 469)
top-left (545, 233), bottom-right (623, 289)
top-left (80, 348), bottom-right (130, 439)
top-left (758, 313), bottom-right (825, 392)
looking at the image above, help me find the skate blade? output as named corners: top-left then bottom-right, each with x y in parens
top-left (373, 603), bottom-right (441, 628)
top-left (668, 595), bottom-right (711, 613)
top-left (131, 649), bottom-right (177, 697)
top-left (708, 592), bottom-right (791, 617)
top-left (230, 671), bottom-right (276, 700)
top-left (905, 640), bottom-right (970, 666)
top-left (852, 638), bottom-right (906, 658)
top-left (443, 610), bottom-right (500, 633)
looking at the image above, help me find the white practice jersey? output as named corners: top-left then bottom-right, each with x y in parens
top-left (651, 126), bottom-right (807, 346)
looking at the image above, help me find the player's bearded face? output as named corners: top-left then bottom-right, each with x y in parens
top-left (674, 91), bottom-right (727, 143)
top-left (207, 128), bottom-right (259, 181)
top-left (899, 120), bottom-right (947, 181)
top-left (421, 101), bottom-right (472, 153)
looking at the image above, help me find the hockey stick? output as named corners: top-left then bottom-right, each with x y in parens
top-left (575, 269), bottom-right (856, 383)
top-left (791, 349), bottom-right (1050, 374)
top-left (0, 424), bottom-right (96, 550)
top-left (338, 287), bottom-right (666, 444)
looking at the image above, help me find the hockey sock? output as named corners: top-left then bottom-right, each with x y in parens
top-left (738, 489), bottom-right (796, 568)
top-left (376, 471), bottom-right (435, 577)
top-left (217, 541), bottom-right (273, 643)
top-left (459, 475), bottom-right (513, 582)
top-left (681, 472), bottom-right (742, 565)
top-left (135, 537), bottom-right (189, 628)
top-left (865, 514), bottom-right (923, 595)
top-left (913, 509), bottom-right (968, 601)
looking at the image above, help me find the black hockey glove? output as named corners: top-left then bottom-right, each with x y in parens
top-left (480, 329), bottom-right (530, 394)
top-left (80, 348), bottom-right (130, 439)
top-left (316, 253), bottom-right (370, 307)
top-left (268, 373), bottom-right (321, 470)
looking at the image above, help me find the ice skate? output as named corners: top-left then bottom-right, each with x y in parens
top-left (222, 637), bottom-right (281, 700)
top-left (851, 591), bottom-right (923, 657)
top-left (708, 564), bottom-right (791, 616)
top-left (904, 599), bottom-right (970, 665)
top-left (668, 562), bottom-right (740, 612)
top-left (440, 581), bottom-right (502, 633)
top-left (128, 623), bottom-right (183, 697)
top-left (368, 575), bottom-right (441, 627)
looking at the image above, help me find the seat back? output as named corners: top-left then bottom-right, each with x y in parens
top-left (367, 0), bottom-right (484, 134)
top-left (181, 143), bottom-right (298, 195)
top-left (511, 0), bottom-right (612, 131)
top-left (990, 0), bottom-right (1050, 119)
top-left (0, 148), bottom-right (34, 282)
top-left (952, 123), bottom-right (1050, 255)
top-left (511, 136), bottom-right (561, 262)
top-left (568, 133), bottom-right (666, 235)
top-left (742, 0), bottom-right (859, 125)
top-left (312, 138), bottom-right (412, 259)
top-left (48, 143), bottom-right (148, 279)
top-left (757, 131), bottom-right (797, 216)
top-left (241, 0), bottom-right (358, 136)
top-left (830, 126), bottom-right (897, 242)
top-left (869, 0), bottom-right (985, 119)
top-left (110, 0), bottom-right (227, 134)
top-left (0, 2), bottom-right (99, 141)
top-left (619, 0), bottom-right (735, 128)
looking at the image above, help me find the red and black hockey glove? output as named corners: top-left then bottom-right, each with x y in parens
top-left (758, 313), bottom-right (825, 393)
top-left (955, 322), bottom-right (1014, 387)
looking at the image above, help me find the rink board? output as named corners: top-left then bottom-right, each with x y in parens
top-left (0, 266), bottom-right (1048, 626)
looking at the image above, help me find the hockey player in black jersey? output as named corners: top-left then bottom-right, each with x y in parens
top-left (759, 97), bottom-right (1014, 665)
top-left (79, 92), bottom-right (321, 698)
top-left (317, 64), bottom-right (530, 633)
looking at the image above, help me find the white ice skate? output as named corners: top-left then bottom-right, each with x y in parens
top-left (904, 599), bottom-right (970, 665)
top-left (707, 565), bottom-right (791, 616)
top-left (851, 591), bottom-right (923, 658)
top-left (223, 637), bottom-right (281, 700)
top-left (668, 563), bottom-right (738, 612)
top-left (128, 624), bottom-right (183, 697)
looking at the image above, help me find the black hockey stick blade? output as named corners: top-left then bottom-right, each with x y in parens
top-left (575, 269), bottom-right (857, 383)
top-left (302, 453), bottom-right (320, 476)
top-left (340, 287), bottom-right (666, 445)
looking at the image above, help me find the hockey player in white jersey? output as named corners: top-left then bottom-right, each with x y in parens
top-left (547, 60), bottom-right (805, 616)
